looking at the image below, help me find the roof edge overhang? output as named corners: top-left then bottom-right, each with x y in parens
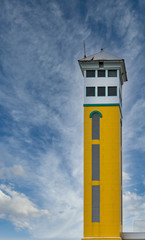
top-left (78, 59), bottom-right (122, 62)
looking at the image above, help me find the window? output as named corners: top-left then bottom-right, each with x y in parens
top-left (98, 70), bottom-right (105, 77)
top-left (92, 185), bottom-right (100, 222)
top-left (98, 87), bottom-right (105, 96)
top-left (108, 86), bottom-right (117, 96)
top-left (108, 70), bottom-right (117, 77)
top-left (99, 61), bottom-right (104, 68)
top-left (86, 87), bottom-right (95, 96)
top-left (86, 70), bottom-right (95, 77)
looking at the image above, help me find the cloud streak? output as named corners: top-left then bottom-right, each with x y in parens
top-left (0, 0), bottom-right (145, 238)
top-left (0, 165), bottom-right (26, 179)
top-left (123, 191), bottom-right (145, 231)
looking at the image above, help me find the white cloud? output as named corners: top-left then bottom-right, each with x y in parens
top-left (123, 191), bottom-right (145, 231)
top-left (0, 0), bottom-right (145, 238)
top-left (133, 220), bottom-right (145, 232)
top-left (123, 171), bottom-right (131, 181)
top-left (0, 185), bottom-right (50, 230)
top-left (0, 164), bottom-right (26, 179)
top-left (123, 98), bottom-right (145, 152)
top-left (30, 150), bottom-right (83, 239)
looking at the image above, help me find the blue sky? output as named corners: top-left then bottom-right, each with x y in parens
top-left (0, 0), bottom-right (145, 239)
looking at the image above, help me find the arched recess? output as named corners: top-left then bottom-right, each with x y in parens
top-left (89, 111), bottom-right (102, 140)
top-left (89, 110), bottom-right (102, 118)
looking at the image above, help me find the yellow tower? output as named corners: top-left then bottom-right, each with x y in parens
top-left (78, 49), bottom-right (127, 240)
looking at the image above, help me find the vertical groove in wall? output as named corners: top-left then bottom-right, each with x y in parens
top-left (92, 185), bottom-right (100, 222)
top-left (92, 113), bottom-right (100, 139)
top-left (92, 144), bottom-right (100, 181)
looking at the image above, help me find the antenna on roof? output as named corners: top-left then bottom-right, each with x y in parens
top-left (83, 40), bottom-right (86, 58)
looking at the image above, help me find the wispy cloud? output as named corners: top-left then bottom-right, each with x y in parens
top-left (0, 164), bottom-right (26, 179)
top-left (123, 172), bottom-right (131, 181)
top-left (123, 99), bottom-right (145, 152)
top-left (0, 0), bottom-right (145, 238)
top-left (123, 191), bottom-right (145, 231)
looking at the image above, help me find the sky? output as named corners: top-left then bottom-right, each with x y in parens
top-left (0, 0), bottom-right (145, 239)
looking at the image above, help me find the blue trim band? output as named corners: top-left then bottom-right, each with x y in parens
top-left (83, 104), bottom-right (120, 107)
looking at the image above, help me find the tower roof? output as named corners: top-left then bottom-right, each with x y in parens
top-left (79, 48), bottom-right (122, 61)
top-left (78, 48), bottom-right (128, 82)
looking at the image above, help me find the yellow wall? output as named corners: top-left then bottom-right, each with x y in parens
top-left (83, 105), bottom-right (122, 238)
top-left (82, 238), bottom-right (122, 240)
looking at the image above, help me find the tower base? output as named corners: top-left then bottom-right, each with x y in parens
top-left (82, 238), bottom-right (122, 240)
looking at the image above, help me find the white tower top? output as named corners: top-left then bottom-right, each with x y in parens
top-left (78, 49), bottom-right (128, 109)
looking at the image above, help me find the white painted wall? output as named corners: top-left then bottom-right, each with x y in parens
top-left (84, 70), bottom-right (122, 106)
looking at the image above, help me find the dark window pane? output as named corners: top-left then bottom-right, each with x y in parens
top-left (98, 70), bottom-right (105, 77)
top-left (108, 70), bottom-right (117, 77)
top-left (99, 62), bottom-right (104, 68)
top-left (98, 87), bottom-right (105, 96)
top-left (92, 113), bottom-right (100, 140)
top-left (108, 87), bottom-right (117, 96)
top-left (86, 70), bottom-right (95, 77)
top-left (86, 87), bottom-right (95, 96)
